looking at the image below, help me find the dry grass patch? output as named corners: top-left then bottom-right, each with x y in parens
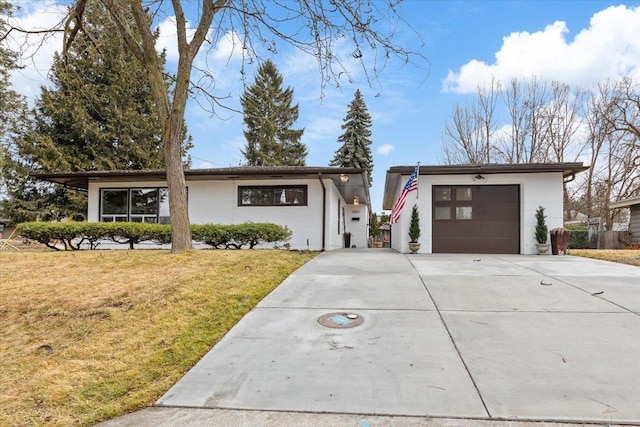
top-left (0, 250), bottom-right (315, 427)
top-left (570, 249), bottom-right (640, 267)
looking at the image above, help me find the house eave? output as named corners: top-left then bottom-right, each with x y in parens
top-left (382, 163), bottom-right (589, 210)
top-left (609, 195), bottom-right (640, 209)
top-left (31, 166), bottom-right (372, 210)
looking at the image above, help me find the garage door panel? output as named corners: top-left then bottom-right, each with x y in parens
top-left (432, 185), bottom-right (520, 254)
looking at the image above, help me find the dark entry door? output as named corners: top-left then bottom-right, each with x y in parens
top-left (432, 185), bottom-right (520, 254)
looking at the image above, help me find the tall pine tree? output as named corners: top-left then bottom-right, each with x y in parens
top-left (1, 2), bottom-right (191, 223)
top-left (330, 89), bottom-right (374, 186)
top-left (0, 1), bottom-right (33, 223)
top-left (241, 60), bottom-right (306, 166)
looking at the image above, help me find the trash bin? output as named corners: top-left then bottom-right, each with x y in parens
top-left (343, 232), bottom-right (352, 248)
top-left (550, 227), bottom-right (570, 255)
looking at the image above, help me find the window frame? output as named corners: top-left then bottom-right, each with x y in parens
top-left (433, 186), bottom-right (474, 221)
top-left (100, 187), bottom-right (171, 223)
top-left (237, 185), bottom-right (308, 207)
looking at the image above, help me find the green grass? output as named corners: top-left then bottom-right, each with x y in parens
top-left (0, 250), bottom-right (316, 426)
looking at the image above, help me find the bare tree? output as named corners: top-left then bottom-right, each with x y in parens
top-left (7, 0), bottom-right (425, 252)
top-left (540, 81), bottom-right (586, 163)
top-left (441, 77), bottom-right (499, 164)
top-left (581, 78), bottom-right (640, 227)
top-left (441, 103), bottom-right (483, 164)
top-left (496, 77), bottom-right (530, 163)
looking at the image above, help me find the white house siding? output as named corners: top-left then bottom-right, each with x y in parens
top-left (389, 172), bottom-right (564, 254)
top-left (87, 177), bottom-right (365, 251)
top-left (346, 205), bottom-right (369, 248)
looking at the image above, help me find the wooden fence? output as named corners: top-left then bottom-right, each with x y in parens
top-left (589, 231), bottom-right (633, 249)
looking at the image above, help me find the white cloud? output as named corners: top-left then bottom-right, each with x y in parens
top-left (377, 144), bottom-right (395, 156)
top-left (155, 16), bottom-right (186, 63)
top-left (443, 5), bottom-right (640, 93)
top-left (211, 31), bottom-right (246, 62)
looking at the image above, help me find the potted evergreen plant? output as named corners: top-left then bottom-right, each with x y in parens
top-left (408, 204), bottom-right (421, 254)
top-left (534, 206), bottom-right (550, 255)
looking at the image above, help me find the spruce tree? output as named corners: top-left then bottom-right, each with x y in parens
top-left (330, 89), bottom-right (374, 186)
top-left (1, 2), bottom-right (191, 223)
top-left (0, 1), bottom-right (35, 223)
top-left (241, 60), bottom-right (306, 166)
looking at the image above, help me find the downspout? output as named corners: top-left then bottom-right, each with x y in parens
top-left (318, 173), bottom-right (326, 251)
top-left (563, 173), bottom-right (576, 184)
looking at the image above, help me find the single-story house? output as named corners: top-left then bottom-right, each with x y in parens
top-left (609, 194), bottom-right (640, 246)
top-left (33, 166), bottom-right (371, 251)
top-left (383, 163), bottom-right (589, 254)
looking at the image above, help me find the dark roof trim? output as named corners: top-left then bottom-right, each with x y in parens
top-left (388, 163), bottom-right (589, 177)
top-left (383, 163), bottom-right (589, 210)
top-left (31, 166), bottom-right (372, 210)
top-left (32, 166), bottom-right (366, 189)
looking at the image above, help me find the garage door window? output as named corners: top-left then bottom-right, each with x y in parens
top-left (456, 206), bottom-right (473, 220)
top-left (456, 187), bottom-right (472, 201)
top-left (434, 187), bottom-right (473, 220)
top-left (435, 207), bottom-right (451, 220)
top-left (434, 188), bottom-right (451, 201)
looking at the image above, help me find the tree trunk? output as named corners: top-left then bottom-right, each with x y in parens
top-left (165, 119), bottom-right (192, 252)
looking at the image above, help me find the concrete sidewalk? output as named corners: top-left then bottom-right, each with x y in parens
top-left (98, 250), bottom-right (640, 426)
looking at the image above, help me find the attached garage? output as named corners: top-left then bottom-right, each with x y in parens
top-left (432, 185), bottom-right (520, 254)
top-left (383, 163), bottom-right (589, 255)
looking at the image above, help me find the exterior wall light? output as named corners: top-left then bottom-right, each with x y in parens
top-left (340, 174), bottom-right (349, 182)
top-left (353, 195), bottom-right (359, 205)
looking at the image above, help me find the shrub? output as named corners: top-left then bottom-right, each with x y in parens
top-left (17, 222), bottom-right (171, 250)
top-left (408, 204), bottom-right (420, 242)
top-left (17, 221), bottom-right (291, 250)
top-left (191, 224), bottom-right (233, 249)
top-left (568, 229), bottom-right (589, 249)
top-left (534, 206), bottom-right (548, 244)
top-left (193, 223), bottom-right (291, 249)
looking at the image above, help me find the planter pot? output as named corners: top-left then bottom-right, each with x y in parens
top-left (374, 241), bottom-right (383, 248)
top-left (408, 241), bottom-right (421, 254)
top-left (535, 243), bottom-right (550, 255)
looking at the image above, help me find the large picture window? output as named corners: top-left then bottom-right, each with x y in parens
top-left (100, 188), bottom-right (172, 223)
top-left (238, 185), bottom-right (307, 206)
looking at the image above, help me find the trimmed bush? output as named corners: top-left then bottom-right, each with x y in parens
top-left (191, 224), bottom-right (233, 249)
top-left (565, 224), bottom-right (589, 249)
top-left (17, 221), bottom-right (290, 250)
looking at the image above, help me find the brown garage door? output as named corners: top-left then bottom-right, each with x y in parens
top-left (432, 185), bottom-right (520, 254)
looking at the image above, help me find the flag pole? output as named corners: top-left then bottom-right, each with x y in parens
top-left (416, 162), bottom-right (420, 199)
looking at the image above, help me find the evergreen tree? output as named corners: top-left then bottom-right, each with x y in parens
top-left (241, 60), bottom-right (306, 166)
top-left (330, 89), bottom-right (374, 186)
top-left (0, 1), bottom-right (33, 222)
top-left (1, 2), bottom-right (192, 223)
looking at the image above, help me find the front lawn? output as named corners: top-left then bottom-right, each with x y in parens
top-left (0, 250), bottom-right (315, 426)
top-left (570, 249), bottom-right (640, 267)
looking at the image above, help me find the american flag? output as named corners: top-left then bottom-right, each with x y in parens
top-left (390, 166), bottom-right (419, 224)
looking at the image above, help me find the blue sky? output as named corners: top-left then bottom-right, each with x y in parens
top-left (8, 1), bottom-right (640, 212)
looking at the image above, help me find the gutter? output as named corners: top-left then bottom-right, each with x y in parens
top-left (318, 173), bottom-right (326, 251)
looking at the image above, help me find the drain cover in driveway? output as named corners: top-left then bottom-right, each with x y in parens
top-left (318, 312), bottom-right (363, 328)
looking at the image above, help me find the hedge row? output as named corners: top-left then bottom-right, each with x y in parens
top-left (16, 222), bottom-right (291, 251)
top-left (568, 229), bottom-right (590, 249)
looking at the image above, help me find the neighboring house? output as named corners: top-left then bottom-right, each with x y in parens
top-left (383, 163), bottom-right (589, 254)
top-left (609, 195), bottom-right (640, 246)
top-left (33, 166), bottom-right (371, 251)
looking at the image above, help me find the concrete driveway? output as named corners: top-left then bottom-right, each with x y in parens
top-left (100, 250), bottom-right (640, 426)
